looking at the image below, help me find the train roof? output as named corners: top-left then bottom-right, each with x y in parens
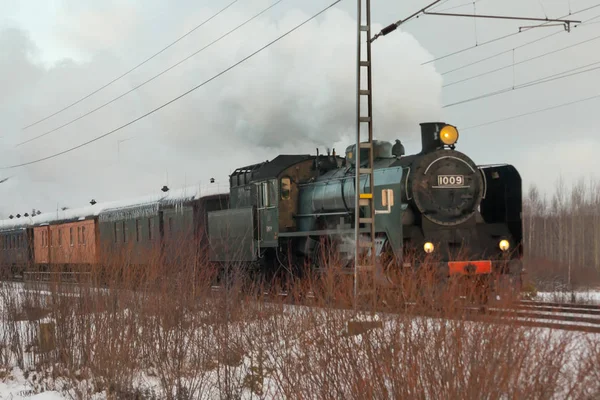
top-left (245, 155), bottom-right (314, 182)
top-left (0, 183), bottom-right (228, 232)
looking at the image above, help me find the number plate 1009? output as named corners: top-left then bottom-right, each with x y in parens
top-left (437, 175), bottom-right (464, 186)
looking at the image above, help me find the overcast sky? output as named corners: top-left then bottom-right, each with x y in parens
top-left (1, 0), bottom-right (599, 216)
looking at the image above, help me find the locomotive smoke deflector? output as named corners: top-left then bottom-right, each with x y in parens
top-left (420, 122), bottom-right (459, 153)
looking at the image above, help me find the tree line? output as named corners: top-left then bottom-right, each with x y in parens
top-left (523, 177), bottom-right (600, 290)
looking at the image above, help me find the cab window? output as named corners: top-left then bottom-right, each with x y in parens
top-left (258, 182), bottom-right (267, 207)
top-left (281, 177), bottom-right (291, 200)
top-left (268, 179), bottom-right (277, 206)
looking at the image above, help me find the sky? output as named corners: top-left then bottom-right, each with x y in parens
top-left (1, 0), bottom-right (599, 216)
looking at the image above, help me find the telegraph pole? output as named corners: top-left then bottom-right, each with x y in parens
top-left (354, 0), bottom-right (376, 310)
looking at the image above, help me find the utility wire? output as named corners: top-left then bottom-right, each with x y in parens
top-left (461, 92), bottom-right (600, 130)
top-left (2, 0), bottom-right (343, 170)
top-left (441, 9), bottom-right (600, 75)
top-left (442, 32), bottom-right (600, 87)
top-left (421, 3), bottom-right (600, 65)
top-left (21, 0), bottom-right (239, 131)
top-left (16, 0), bottom-right (288, 147)
top-left (444, 60), bottom-right (600, 107)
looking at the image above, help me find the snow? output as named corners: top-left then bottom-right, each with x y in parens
top-left (0, 183), bottom-right (229, 231)
top-left (534, 290), bottom-right (600, 305)
top-left (0, 368), bottom-right (67, 399)
top-left (1, 280), bottom-right (599, 399)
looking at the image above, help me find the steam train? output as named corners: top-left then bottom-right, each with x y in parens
top-left (0, 121), bottom-right (523, 301)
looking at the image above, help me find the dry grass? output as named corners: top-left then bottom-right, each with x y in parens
top-left (0, 238), bottom-right (598, 400)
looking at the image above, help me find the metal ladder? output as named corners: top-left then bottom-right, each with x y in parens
top-left (353, 0), bottom-right (376, 307)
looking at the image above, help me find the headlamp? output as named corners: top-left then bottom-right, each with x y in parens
top-left (499, 239), bottom-right (510, 251)
top-left (424, 242), bottom-right (435, 254)
top-left (440, 125), bottom-right (459, 146)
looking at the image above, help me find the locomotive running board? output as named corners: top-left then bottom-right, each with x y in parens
top-left (278, 228), bottom-right (370, 237)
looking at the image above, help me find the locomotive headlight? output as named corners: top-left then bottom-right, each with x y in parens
top-left (440, 125), bottom-right (459, 145)
top-left (424, 242), bottom-right (435, 254)
top-left (499, 239), bottom-right (510, 251)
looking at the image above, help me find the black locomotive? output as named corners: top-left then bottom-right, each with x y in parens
top-left (207, 121), bottom-right (523, 300)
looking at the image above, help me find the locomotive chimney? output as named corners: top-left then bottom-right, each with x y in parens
top-left (420, 122), bottom-right (447, 153)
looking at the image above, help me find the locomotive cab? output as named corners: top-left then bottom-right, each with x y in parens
top-left (207, 154), bottom-right (338, 263)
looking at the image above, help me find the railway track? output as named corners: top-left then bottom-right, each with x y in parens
top-left (207, 285), bottom-right (600, 334)
top-left (519, 299), bottom-right (600, 311)
top-left (6, 278), bottom-right (600, 334)
top-left (473, 300), bottom-right (600, 334)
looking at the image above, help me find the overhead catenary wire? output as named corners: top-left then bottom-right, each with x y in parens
top-left (421, 3), bottom-right (600, 65)
top-left (443, 59), bottom-right (600, 107)
top-left (422, 31), bottom-right (522, 65)
top-left (16, 0), bottom-right (289, 147)
top-left (575, 12), bottom-right (600, 25)
top-left (435, 0), bottom-right (484, 14)
top-left (441, 9), bottom-right (600, 76)
top-left (461, 92), bottom-right (600, 130)
top-left (429, 0), bottom-right (453, 11)
top-left (20, 0), bottom-right (239, 131)
top-left (2, 0), bottom-right (344, 170)
top-left (442, 31), bottom-right (600, 87)
top-left (374, 2), bottom-right (582, 45)
top-left (422, 10), bottom-right (579, 26)
top-left (440, 30), bottom-right (562, 75)
top-left (538, 0), bottom-right (548, 19)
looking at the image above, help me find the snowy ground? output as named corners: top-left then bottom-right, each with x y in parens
top-left (1, 283), bottom-right (599, 399)
top-left (0, 369), bottom-right (65, 399)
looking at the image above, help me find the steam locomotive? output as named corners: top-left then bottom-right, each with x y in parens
top-left (207, 121), bottom-right (523, 299)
